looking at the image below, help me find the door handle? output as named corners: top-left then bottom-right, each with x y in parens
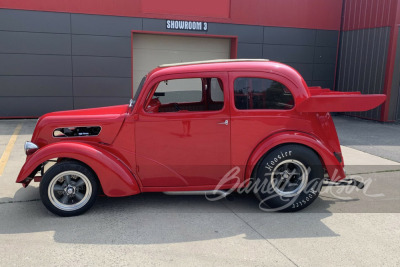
top-left (218, 120), bottom-right (229, 125)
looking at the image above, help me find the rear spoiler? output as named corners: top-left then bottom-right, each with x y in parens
top-left (296, 87), bottom-right (386, 112)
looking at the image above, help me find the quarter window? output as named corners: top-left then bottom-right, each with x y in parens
top-left (234, 78), bottom-right (294, 110)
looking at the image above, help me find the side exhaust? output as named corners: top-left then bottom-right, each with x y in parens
top-left (323, 178), bottom-right (365, 189)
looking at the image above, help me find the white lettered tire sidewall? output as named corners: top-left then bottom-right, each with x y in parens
top-left (39, 161), bottom-right (99, 217)
top-left (254, 144), bottom-right (324, 212)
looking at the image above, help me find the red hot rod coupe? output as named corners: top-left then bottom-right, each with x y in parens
top-left (17, 60), bottom-right (386, 216)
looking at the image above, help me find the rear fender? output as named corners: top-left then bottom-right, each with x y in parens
top-left (16, 142), bottom-right (140, 197)
top-left (245, 131), bottom-right (346, 184)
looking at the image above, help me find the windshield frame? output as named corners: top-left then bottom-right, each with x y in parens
top-left (130, 75), bottom-right (147, 107)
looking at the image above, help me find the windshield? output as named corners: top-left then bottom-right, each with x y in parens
top-left (130, 75), bottom-right (147, 106)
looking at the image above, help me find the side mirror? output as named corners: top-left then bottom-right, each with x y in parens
top-left (129, 99), bottom-right (135, 108)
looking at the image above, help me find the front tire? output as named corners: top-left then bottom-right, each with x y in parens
top-left (254, 144), bottom-right (324, 212)
top-left (39, 161), bottom-right (99, 216)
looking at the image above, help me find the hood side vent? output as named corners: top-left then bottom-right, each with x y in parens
top-left (53, 126), bottom-right (101, 138)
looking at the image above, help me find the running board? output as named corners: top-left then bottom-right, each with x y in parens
top-left (163, 190), bottom-right (230, 197)
top-left (323, 178), bottom-right (365, 189)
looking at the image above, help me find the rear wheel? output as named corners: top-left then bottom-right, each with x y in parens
top-left (253, 144), bottom-right (324, 212)
top-left (39, 161), bottom-right (99, 216)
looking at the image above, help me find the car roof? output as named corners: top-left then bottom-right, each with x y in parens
top-left (147, 60), bottom-right (306, 89)
top-left (158, 59), bottom-right (270, 68)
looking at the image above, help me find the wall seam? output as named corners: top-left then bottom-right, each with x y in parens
top-left (69, 13), bottom-right (74, 109)
top-left (311, 29), bottom-right (317, 85)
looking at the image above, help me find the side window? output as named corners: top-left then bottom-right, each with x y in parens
top-left (155, 78), bottom-right (202, 104)
top-left (234, 77), bottom-right (294, 110)
top-left (146, 77), bottom-right (224, 113)
top-left (210, 78), bottom-right (224, 102)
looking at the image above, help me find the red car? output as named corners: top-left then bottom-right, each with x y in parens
top-left (17, 60), bottom-right (385, 216)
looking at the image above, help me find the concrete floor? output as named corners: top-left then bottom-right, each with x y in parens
top-left (333, 115), bottom-right (400, 163)
top-left (0, 117), bottom-right (399, 266)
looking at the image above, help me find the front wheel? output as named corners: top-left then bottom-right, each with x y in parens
top-left (253, 144), bottom-right (324, 212)
top-left (39, 161), bottom-right (99, 216)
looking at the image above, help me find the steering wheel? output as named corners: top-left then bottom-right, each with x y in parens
top-left (173, 103), bottom-right (181, 111)
top-left (146, 98), bottom-right (161, 113)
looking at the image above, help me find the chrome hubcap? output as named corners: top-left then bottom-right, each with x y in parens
top-left (48, 171), bottom-right (92, 211)
top-left (271, 159), bottom-right (308, 197)
top-left (65, 186), bottom-right (75, 195)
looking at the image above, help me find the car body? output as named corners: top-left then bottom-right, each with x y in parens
top-left (16, 59), bottom-right (386, 216)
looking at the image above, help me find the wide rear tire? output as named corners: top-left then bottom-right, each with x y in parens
top-left (254, 144), bottom-right (324, 212)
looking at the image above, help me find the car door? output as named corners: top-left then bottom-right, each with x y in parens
top-left (135, 72), bottom-right (232, 188)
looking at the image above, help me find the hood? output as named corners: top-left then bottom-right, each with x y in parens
top-left (31, 105), bottom-right (129, 147)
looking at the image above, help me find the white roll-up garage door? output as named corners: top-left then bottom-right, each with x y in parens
top-left (132, 33), bottom-right (231, 93)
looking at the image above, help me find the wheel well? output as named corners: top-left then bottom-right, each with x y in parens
top-left (46, 158), bottom-right (102, 190)
top-left (250, 142), bottom-right (325, 179)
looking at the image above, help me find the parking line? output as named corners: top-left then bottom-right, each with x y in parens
top-left (0, 123), bottom-right (22, 176)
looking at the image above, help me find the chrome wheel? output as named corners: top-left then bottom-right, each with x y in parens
top-left (270, 159), bottom-right (308, 197)
top-left (48, 170), bottom-right (92, 212)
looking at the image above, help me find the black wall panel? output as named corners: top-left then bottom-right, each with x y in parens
top-left (0, 31), bottom-right (71, 55)
top-left (72, 35), bottom-right (131, 57)
top-left (262, 45), bottom-right (314, 63)
top-left (0, 76), bottom-right (72, 97)
top-left (264, 27), bottom-right (315, 46)
top-left (207, 23), bottom-right (264, 44)
top-left (314, 46), bottom-right (337, 64)
top-left (71, 14), bottom-right (141, 36)
top-left (0, 54), bottom-right (72, 76)
top-left (73, 77), bottom-right (131, 97)
top-left (315, 30), bottom-right (338, 47)
top-left (237, 43), bottom-right (263, 58)
top-left (0, 9), bottom-right (339, 116)
top-left (0, 9), bottom-right (70, 33)
top-left (72, 56), bottom-right (131, 77)
top-left (0, 97), bottom-right (73, 117)
top-left (73, 97), bottom-right (130, 109)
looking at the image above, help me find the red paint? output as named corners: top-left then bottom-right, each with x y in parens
top-left (0, 0), bottom-right (342, 30)
top-left (16, 141), bottom-right (140, 196)
top-left (16, 61), bottom-right (385, 197)
top-left (380, 1), bottom-right (400, 121)
top-left (381, 0), bottom-right (400, 121)
top-left (342, 0), bottom-right (397, 31)
top-left (381, 24), bottom-right (399, 121)
top-left (297, 92), bottom-right (386, 112)
top-left (142, 0), bottom-right (230, 19)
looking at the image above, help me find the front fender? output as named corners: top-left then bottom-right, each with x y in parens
top-left (245, 131), bottom-right (346, 183)
top-left (16, 142), bottom-right (140, 197)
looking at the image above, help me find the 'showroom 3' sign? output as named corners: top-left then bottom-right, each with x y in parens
top-left (166, 20), bottom-right (208, 31)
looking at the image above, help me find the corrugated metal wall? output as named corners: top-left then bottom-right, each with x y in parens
top-left (336, 0), bottom-right (392, 120)
top-left (336, 27), bottom-right (390, 120)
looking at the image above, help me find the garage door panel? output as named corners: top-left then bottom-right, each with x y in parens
top-left (132, 34), bottom-right (230, 52)
top-left (134, 50), bottom-right (229, 70)
top-left (132, 33), bottom-right (231, 92)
